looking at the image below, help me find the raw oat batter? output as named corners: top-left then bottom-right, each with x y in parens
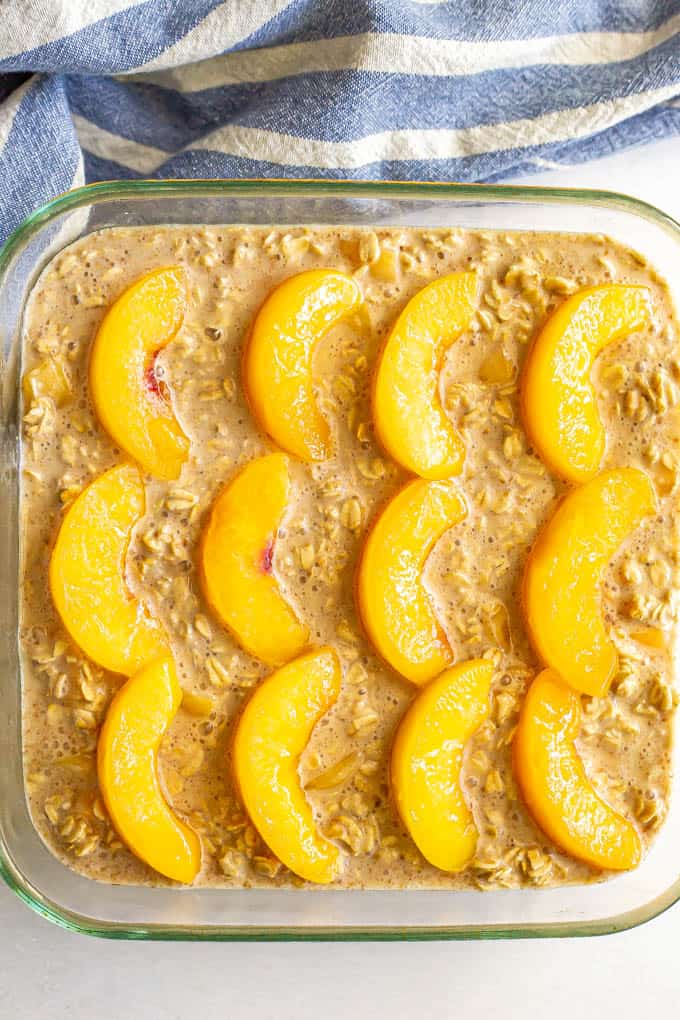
top-left (19, 224), bottom-right (679, 888)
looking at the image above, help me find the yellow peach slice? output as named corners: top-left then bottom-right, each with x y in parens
top-left (514, 670), bottom-right (641, 870)
top-left (89, 267), bottom-right (189, 480)
top-left (373, 272), bottom-right (477, 478)
top-left (356, 478), bottom-right (467, 684)
top-left (98, 654), bottom-right (201, 883)
top-left (199, 453), bottom-right (309, 667)
top-left (49, 463), bottom-right (166, 675)
top-left (521, 285), bottom-right (651, 482)
top-left (391, 659), bottom-right (493, 872)
top-left (232, 647), bottom-right (342, 884)
top-left (523, 467), bottom-right (657, 697)
top-left (243, 269), bottom-right (362, 461)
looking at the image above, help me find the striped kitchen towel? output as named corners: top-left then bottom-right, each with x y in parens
top-left (0, 1), bottom-right (679, 247)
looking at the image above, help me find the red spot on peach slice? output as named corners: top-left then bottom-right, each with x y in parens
top-left (199, 453), bottom-right (309, 667)
top-left (260, 538), bottom-right (274, 574)
top-left (144, 357), bottom-right (161, 397)
top-left (144, 351), bottom-right (169, 402)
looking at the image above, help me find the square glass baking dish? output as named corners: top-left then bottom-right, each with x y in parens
top-left (1, 179), bottom-right (680, 941)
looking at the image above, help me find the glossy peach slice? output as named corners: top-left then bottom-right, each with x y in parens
top-left (49, 463), bottom-right (166, 675)
top-left (521, 285), bottom-right (651, 482)
top-left (199, 453), bottom-right (309, 667)
top-left (514, 670), bottom-right (641, 870)
top-left (232, 647), bottom-right (342, 884)
top-left (356, 478), bottom-right (467, 684)
top-left (98, 654), bottom-right (201, 883)
top-left (243, 269), bottom-right (362, 461)
top-left (391, 659), bottom-right (493, 872)
top-left (90, 267), bottom-right (189, 480)
top-left (523, 467), bottom-right (657, 697)
top-left (373, 272), bottom-right (477, 478)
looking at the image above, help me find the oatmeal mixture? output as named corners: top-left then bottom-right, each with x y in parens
top-left (19, 224), bottom-right (679, 889)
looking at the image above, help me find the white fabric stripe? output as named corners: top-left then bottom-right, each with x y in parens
top-left (189, 82), bottom-right (680, 166)
top-left (71, 149), bottom-right (85, 190)
top-left (0, 0), bottom-right (149, 59)
top-left (72, 114), bottom-right (166, 172)
top-left (0, 75), bottom-right (36, 151)
top-left (127, 13), bottom-right (680, 92)
top-left (73, 83), bottom-right (679, 174)
top-left (130, 0), bottom-right (295, 73)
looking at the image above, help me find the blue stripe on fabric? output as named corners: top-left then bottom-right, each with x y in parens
top-left (82, 151), bottom-right (143, 182)
top-left (236, 0), bottom-right (680, 51)
top-left (0, 0), bottom-right (225, 74)
top-left (0, 75), bottom-right (81, 245)
top-left (4, 0), bottom-right (680, 74)
top-left (66, 76), bottom-right (190, 152)
top-left (96, 100), bottom-right (678, 184)
top-left (67, 35), bottom-right (680, 152)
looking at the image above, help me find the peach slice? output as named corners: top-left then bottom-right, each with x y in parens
top-left (356, 478), bottom-right (467, 684)
top-left (391, 659), bottom-right (493, 872)
top-left (49, 463), bottom-right (166, 675)
top-left (521, 285), bottom-right (651, 482)
top-left (98, 654), bottom-right (201, 883)
top-left (514, 669), bottom-right (641, 870)
top-left (232, 647), bottom-right (342, 884)
top-left (373, 272), bottom-right (477, 478)
top-left (523, 467), bottom-right (657, 697)
top-left (199, 453), bottom-right (309, 667)
top-left (243, 269), bottom-right (362, 461)
top-left (89, 267), bottom-right (189, 480)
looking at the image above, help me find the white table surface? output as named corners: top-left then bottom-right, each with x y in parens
top-left (2, 134), bottom-right (680, 1020)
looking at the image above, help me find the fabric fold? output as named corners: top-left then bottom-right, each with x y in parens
top-left (0, 0), bottom-right (678, 246)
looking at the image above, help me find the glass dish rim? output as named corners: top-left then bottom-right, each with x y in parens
top-left (2, 176), bottom-right (680, 942)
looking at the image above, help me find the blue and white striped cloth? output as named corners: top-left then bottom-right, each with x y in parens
top-left (0, 1), bottom-right (679, 247)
